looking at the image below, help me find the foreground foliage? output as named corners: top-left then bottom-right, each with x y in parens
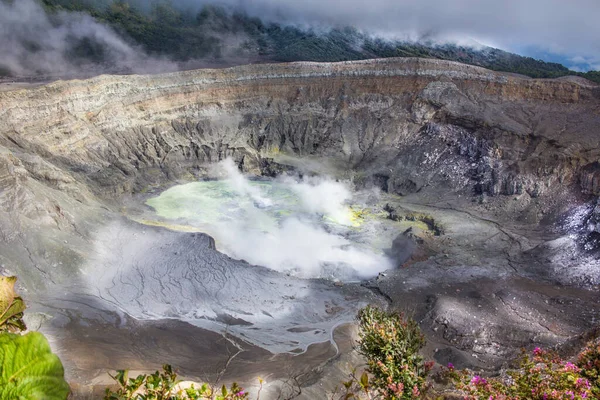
top-left (1, 272), bottom-right (598, 400)
top-left (0, 275), bottom-right (26, 333)
top-left (577, 337), bottom-right (600, 396)
top-left (0, 332), bottom-right (70, 399)
top-left (447, 347), bottom-right (595, 399)
top-left (104, 364), bottom-right (249, 400)
top-left (334, 306), bottom-right (431, 399)
top-left (0, 276), bottom-right (70, 399)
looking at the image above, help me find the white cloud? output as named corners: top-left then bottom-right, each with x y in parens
top-left (4, 0), bottom-right (599, 75)
top-left (0, 0), bottom-right (176, 77)
top-left (199, 0), bottom-right (600, 70)
top-left (569, 65), bottom-right (585, 73)
top-left (566, 55), bottom-right (600, 72)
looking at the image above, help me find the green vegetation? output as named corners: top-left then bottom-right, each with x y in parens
top-left (446, 347), bottom-right (596, 399)
top-left (334, 306), bottom-right (432, 399)
top-left (104, 365), bottom-right (250, 400)
top-left (0, 332), bottom-right (70, 399)
top-left (35, 0), bottom-right (600, 83)
top-left (335, 306), bottom-right (600, 399)
top-left (0, 276), bottom-right (70, 400)
top-left (0, 276), bottom-right (26, 333)
top-left (355, 306), bottom-right (431, 399)
top-left (578, 337), bottom-right (600, 397)
top-left (0, 274), bottom-right (599, 399)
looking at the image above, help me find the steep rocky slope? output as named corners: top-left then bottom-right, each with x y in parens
top-left (0, 57), bottom-right (599, 396)
top-left (2, 58), bottom-right (599, 199)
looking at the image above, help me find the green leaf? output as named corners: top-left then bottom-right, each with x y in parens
top-left (113, 370), bottom-right (128, 386)
top-left (0, 332), bottom-right (70, 400)
top-left (0, 276), bottom-right (26, 333)
top-left (360, 372), bottom-right (369, 389)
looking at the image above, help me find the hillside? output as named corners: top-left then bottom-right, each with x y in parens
top-left (0, 0), bottom-right (588, 83)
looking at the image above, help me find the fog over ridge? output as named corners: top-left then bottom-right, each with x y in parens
top-left (167, 0), bottom-right (600, 71)
top-left (2, 0), bottom-right (599, 78)
top-left (0, 0), bottom-right (176, 77)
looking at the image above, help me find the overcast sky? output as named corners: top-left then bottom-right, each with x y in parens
top-left (202, 0), bottom-right (599, 71)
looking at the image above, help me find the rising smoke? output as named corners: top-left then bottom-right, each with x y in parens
top-left (0, 0), bottom-right (176, 78)
top-left (207, 158), bottom-right (392, 280)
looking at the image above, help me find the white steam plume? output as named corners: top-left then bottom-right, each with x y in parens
top-left (209, 158), bottom-right (392, 279)
top-left (219, 158), bottom-right (273, 207)
top-left (284, 176), bottom-right (353, 226)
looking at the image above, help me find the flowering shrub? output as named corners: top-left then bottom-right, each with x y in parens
top-left (104, 364), bottom-right (249, 400)
top-left (348, 306), bottom-right (431, 399)
top-left (577, 338), bottom-right (600, 396)
top-left (446, 347), bottom-right (593, 399)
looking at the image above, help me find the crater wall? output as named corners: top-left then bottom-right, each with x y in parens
top-left (1, 58), bottom-right (598, 202)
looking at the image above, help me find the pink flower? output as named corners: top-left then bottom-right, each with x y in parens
top-left (563, 362), bottom-right (579, 372)
top-left (447, 362), bottom-right (454, 369)
top-left (576, 377), bottom-right (591, 389)
top-left (533, 347), bottom-right (543, 355)
top-left (565, 391), bottom-right (575, 400)
top-left (387, 382), bottom-right (404, 394)
top-left (470, 376), bottom-right (488, 386)
top-left (412, 385), bottom-right (420, 396)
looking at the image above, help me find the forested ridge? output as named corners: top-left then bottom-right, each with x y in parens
top-left (20, 0), bottom-right (598, 83)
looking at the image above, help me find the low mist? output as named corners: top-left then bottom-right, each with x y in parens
top-left (0, 0), bottom-right (176, 78)
top-left (190, 0), bottom-right (600, 70)
top-left (2, 0), bottom-right (599, 78)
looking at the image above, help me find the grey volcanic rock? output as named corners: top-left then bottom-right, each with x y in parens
top-left (0, 57), bottom-right (598, 203)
